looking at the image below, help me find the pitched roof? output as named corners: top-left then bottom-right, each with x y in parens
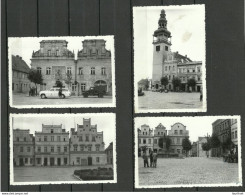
top-left (173, 52), bottom-right (192, 63)
top-left (12, 55), bottom-right (30, 73)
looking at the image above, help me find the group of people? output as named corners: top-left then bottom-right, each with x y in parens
top-left (142, 150), bottom-right (158, 168)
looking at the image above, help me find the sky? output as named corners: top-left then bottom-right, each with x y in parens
top-left (133, 5), bottom-right (205, 82)
top-left (8, 36), bottom-right (114, 67)
top-left (135, 116), bottom-right (234, 143)
top-left (12, 114), bottom-right (115, 148)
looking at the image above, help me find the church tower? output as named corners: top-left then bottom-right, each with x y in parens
top-left (152, 10), bottom-right (172, 89)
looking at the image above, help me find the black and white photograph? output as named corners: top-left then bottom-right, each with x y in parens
top-left (133, 5), bottom-right (206, 113)
top-left (8, 36), bottom-right (116, 108)
top-left (134, 116), bottom-right (242, 188)
top-left (9, 113), bottom-right (117, 185)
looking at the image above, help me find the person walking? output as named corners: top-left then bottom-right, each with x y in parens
top-left (149, 150), bottom-right (153, 167)
top-left (142, 152), bottom-right (149, 168)
top-left (153, 151), bottom-right (158, 168)
top-left (59, 87), bottom-right (62, 98)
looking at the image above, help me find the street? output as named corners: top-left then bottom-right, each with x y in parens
top-left (138, 157), bottom-right (239, 186)
top-left (138, 91), bottom-right (203, 110)
top-left (14, 165), bottom-right (113, 182)
top-left (12, 93), bottom-right (113, 106)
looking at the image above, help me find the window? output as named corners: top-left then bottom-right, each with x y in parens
top-left (235, 131), bottom-right (237, 139)
top-left (74, 145), bottom-right (77, 151)
top-left (165, 46), bottom-right (168, 51)
top-left (180, 130), bottom-right (183, 135)
top-left (37, 147), bottom-right (41, 152)
top-left (30, 158), bottom-right (33, 164)
top-left (198, 76), bottom-right (201, 81)
top-left (67, 67), bottom-right (72, 74)
top-left (25, 158), bottom-right (28, 163)
top-left (91, 67), bottom-right (95, 75)
top-left (96, 157), bottom-right (100, 163)
top-left (20, 147), bottom-right (23, 152)
top-left (101, 67), bottom-right (106, 75)
top-left (76, 157), bottom-right (80, 163)
top-left (39, 137), bottom-right (41, 142)
top-left (197, 67), bottom-right (201, 72)
top-left (57, 146), bottom-right (61, 152)
top-left (86, 136), bottom-right (89, 141)
top-left (51, 129), bottom-right (53, 133)
top-left (48, 50), bottom-right (51, 56)
top-left (139, 139), bottom-right (141, 144)
top-left (154, 139), bottom-right (157, 144)
top-left (27, 147), bottom-right (31, 152)
top-left (232, 132), bottom-right (234, 139)
top-left (57, 136), bottom-right (60, 141)
top-left (72, 84), bottom-right (77, 92)
top-left (177, 149), bottom-right (181, 153)
top-left (81, 83), bottom-right (86, 91)
top-left (148, 139), bottom-right (151, 144)
top-left (44, 147), bottom-right (47, 152)
top-left (174, 130), bottom-right (178, 135)
top-left (143, 139), bottom-right (146, 144)
top-left (37, 67), bottom-right (42, 74)
top-left (45, 67), bottom-right (51, 75)
top-left (24, 137), bottom-right (26, 142)
top-left (92, 136), bottom-right (96, 142)
top-left (63, 137), bottom-right (66, 141)
top-left (80, 146), bottom-right (84, 151)
top-left (37, 158), bottom-right (41, 164)
top-left (78, 67), bottom-right (83, 75)
top-left (88, 146), bottom-right (92, 151)
top-left (177, 138), bottom-right (180, 144)
top-left (51, 136), bottom-right (54, 141)
top-left (96, 146), bottom-right (99, 151)
top-left (64, 146), bottom-right (67, 152)
top-left (169, 66), bottom-right (171, 70)
top-left (156, 45), bottom-right (160, 51)
top-left (79, 136), bottom-right (83, 141)
top-left (56, 50), bottom-right (59, 56)
top-left (44, 136), bottom-right (47, 142)
top-left (16, 137), bottom-right (19, 142)
top-left (51, 146), bottom-right (54, 152)
top-left (165, 66), bottom-right (167, 71)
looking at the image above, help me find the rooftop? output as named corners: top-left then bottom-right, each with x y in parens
top-left (12, 55), bottom-right (30, 73)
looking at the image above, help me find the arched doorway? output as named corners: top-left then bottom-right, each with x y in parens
top-left (94, 80), bottom-right (107, 92)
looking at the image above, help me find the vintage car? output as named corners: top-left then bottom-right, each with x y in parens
top-left (82, 86), bottom-right (106, 98)
top-left (39, 88), bottom-right (71, 99)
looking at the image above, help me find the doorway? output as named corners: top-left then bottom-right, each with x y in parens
top-left (19, 158), bottom-right (24, 166)
top-left (88, 157), bottom-right (92, 166)
top-left (57, 158), bottom-right (61, 166)
top-left (44, 158), bottom-right (48, 166)
top-left (50, 158), bottom-right (54, 166)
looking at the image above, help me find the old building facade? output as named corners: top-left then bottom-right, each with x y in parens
top-left (151, 9), bottom-right (202, 92)
top-left (211, 119), bottom-right (231, 157)
top-left (31, 39), bottom-right (112, 95)
top-left (105, 142), bottom-right (113, 165)
top-left (12, 55), bottom-right (31, 93)
top-left (13, 129), bottom-right (35, 166)
top-left (70, 118), bottom-right (107, 166)
top-left (34, 124), bottom-right (70, 166)
top-left (196, 137), bottom-right (211, 157)
top-left (137, 122), bottom-right (189, 157)
top-left (231, 119), bottom-right (238, 153)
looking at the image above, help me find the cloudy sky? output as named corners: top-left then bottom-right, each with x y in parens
top-left (135, 116), bottom-right (237, 142)
top-left (8, 36), bottom-right (114, 67)
top-left (133, 5), bottom-right (205, 82)
top-left (12, 114), bottom-right (116, 148)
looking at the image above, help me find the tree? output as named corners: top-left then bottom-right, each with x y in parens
top-left (172, 77), bottom-right (181, 91)
top-left (210, 134), bottom-right (220, 148)
top-left (160, 77), bottom-right (169, 89)
top-left (158, 135), bottom-right (171, 152)
top-left (55, 80), bottom-right (63, 88)
top-left (187, 78), bottom-right (196, 91)
top-left (202, 142), bottom-right (211, 157)
top-left (27, 68), bottom-right (43, 95)
top-left (222, 138), bottom-right (234, 153)
top-left (182, 137), bottom-right (192, 157)
top-left (65, 72), bottom-right (72, 89)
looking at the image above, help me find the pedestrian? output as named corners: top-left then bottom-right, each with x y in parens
top-left (59, 87), bottom-right (62, 98)
top-left (142, 152), bottom-right (149, 168)
top-left (153, 151), bottom-right (158, 168)
top-left (200, 91), bottom-right (203, 101)
top-left (149, 150), bottom-right (153, 167)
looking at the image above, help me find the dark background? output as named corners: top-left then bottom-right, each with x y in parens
top-left (1, 0), bottom-right (244, 192)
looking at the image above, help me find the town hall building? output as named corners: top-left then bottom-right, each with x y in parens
top-left (152, 9), bottom-right (202, 92)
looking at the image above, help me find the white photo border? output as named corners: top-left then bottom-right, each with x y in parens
top-left (9, 113), bottom-right (117, 185)
top-left (133, 5), bottom-right (207, 113)
top-left (134, 115), bottom-right (242, 188)
top-left (8, 35), bottom-right (116, 109)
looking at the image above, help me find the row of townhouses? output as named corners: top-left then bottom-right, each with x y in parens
top-left (12, 39), bottom-right (113, 95)
top-left (151, 9), bottom-right (202, 92)
top-left (13, 118), bottom-right (113, 166)
top-left (138, 122), bottom-right (189, 157)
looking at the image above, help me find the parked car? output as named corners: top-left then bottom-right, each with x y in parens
top-left (82, 86), bottom-right (106, 98)
top-left (159, 88), bottom-right (168, 93)
top-left (39, 88), bottom-right (71, 99)
top-left (138, 88), bottom-right (145, 96)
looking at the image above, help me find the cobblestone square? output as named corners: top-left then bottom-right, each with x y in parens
top-left (12, 94), bottom-right (112, 106)
top-left (138, 91), bottom-right (203, 110)
top-left (138, 157), bottom-right (239, 186)
top-left (14, 165), bottom-right (113, 182)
